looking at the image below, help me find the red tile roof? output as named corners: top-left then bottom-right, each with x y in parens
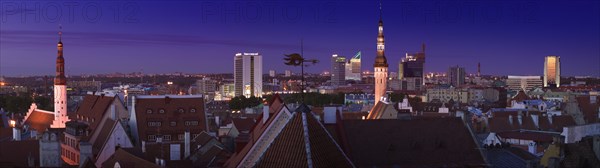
top-left (224, 94), bottom-right (286, 167)
top-left (339, 118), bottom-right (487, 167)
top-left (101, 148), bottom-right (159, 168)
top-left (231, 118), bottom-right (256, 133)
top-left (511, 91), bottom-right (531, 102)
top-left (24, 110), bottom-right (54, 133)
top-left (0, 140), bottom-right (40, 167)
top-left (576, 96), bottom-right (600, 123)
top-left (75, 94), bottom-right (116, 131)
top-left (134, 95), bottom-right (207, 145)
top-left (496, 131), bottom-right (555, 142)
top-left (255, 112), bottom-right (354, 167)
top-left (488, 115), bottom-right (537, 132)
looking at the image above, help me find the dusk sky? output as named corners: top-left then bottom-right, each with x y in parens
top-left (1, 0), bottom-right (599, 77)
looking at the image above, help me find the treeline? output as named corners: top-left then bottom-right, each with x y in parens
top-left (0, 94), bottom-right (53, 114)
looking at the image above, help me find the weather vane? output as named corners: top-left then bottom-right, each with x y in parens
top-left (284, 39), bottom-right (319, 102)
top-left (58, 24), bottom-right (62, 41)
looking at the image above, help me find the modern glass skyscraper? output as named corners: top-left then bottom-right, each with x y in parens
top-left (331, 54), bottom-right (346, 86)
top-left (234, 53), bottom-right (263, 98)
top-left (544, 56), bottom-right (560, 87)
top-left (345, 51), bottom-right (362, 81)
top-left (448, 66), bottom-right (466, 87)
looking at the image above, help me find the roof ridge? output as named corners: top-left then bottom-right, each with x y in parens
top-left (308, 112), bottom-right (355, 167)
top-left (301, 112), bottom-right (314, 168)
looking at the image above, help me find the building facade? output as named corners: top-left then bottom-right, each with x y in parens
top-left (345, 51), bottom-right (362, 81)
top-left (399, 44), bottom-right (426, 91)
top-left (448, 66), bottom-right (466, 87)
top-left (234, 53), bottom-right (263, 98)
top-left (506, 76), bottom-right (543, 91)
top-left (331, 54), bottom-right (346, 86)
top-left (544, 56), bottom-right (561, 87)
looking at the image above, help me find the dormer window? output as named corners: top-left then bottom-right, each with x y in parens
top-left (159, 109), bottom-right (165, 113)
top-left (178, 108), bottom-right (185, 113)
top-left (190, 108), bottom-right (196, 113)
top-left (146, 109), bottom-right (153, 114)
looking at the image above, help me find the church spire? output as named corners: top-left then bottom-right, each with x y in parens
top-left (374, 0), bottom-right (387, 67)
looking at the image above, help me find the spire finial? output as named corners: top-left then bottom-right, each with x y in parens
top-left (379, 0), bottom-right (382, 20)
top-left (58, 24), bottom-right (62, 42)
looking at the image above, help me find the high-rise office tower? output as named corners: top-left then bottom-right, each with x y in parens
top-left (399, 44), bottom-right (426, 90)
top-left (448, 66), bottom-right (466, 87)
top-left (544, 56), bottom-right (560, 87)
top-left (345, 51), bottom-right (362, 81)
top-left (331, 54), bottom-right (346, 86)
top-left (374, 3), bottom-right (388, 104)
top-left (234, 53), bottom-right (263, 98)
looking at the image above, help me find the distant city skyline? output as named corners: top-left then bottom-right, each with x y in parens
top-left (1, 0), bottom-right (599, 77)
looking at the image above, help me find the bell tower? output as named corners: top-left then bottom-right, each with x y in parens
top-left (52, 26), bottom-right (68, 128)
top-left (374, 2), bottom-right (388, 105)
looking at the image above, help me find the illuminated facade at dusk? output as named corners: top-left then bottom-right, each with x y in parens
top-left (373, 4), bottom-right (388, 105)
top-left (544, 56), bottom-right (561, 87)
top-left (53, 29), bottom-right (69, 128)
top-left (234, 53), bottom-right (263, 98)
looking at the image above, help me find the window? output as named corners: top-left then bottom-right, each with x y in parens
top-left (146, 109), bottom-right (153, 114)
top-left (178, 108), bottom-right (185, 113)
top-left (185, 121), bottom-right (199, 126)
top-left (148, 121), bottom-right (162, 127)
top-left (159, 109), bottom-right (165, 113)
top-left (170, 121), bottom-right (176, 127)
top-left (148, 135), bottom-right (156, 141)
top-left (190, 108), bottom-right (196, 113)
top-left (163, 135), bottom-right (171, 141)
top-left (178, 134), bottom-right (184, 140)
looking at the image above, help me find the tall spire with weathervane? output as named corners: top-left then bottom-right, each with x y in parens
top-left (52, 25), bottom-right (68, 128)
top-left (374, 1), bottom-right (389, 105)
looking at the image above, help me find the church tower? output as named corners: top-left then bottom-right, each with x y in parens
top-left (374, 2), bottom-right (388, 105)
top-left (52, 26), bottom-right (68, 128)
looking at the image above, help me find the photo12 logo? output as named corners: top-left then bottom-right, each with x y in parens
top-left (1, 1), bottom-right (140, 24)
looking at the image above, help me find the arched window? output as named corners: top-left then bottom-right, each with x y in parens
top-left (146, 109), bottom-right (152, 114)
top-left (190, 108), bottom-right (196, 113)
top-left (159, 109), bottom-right (165, 113)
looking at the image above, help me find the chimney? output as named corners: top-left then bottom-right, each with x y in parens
top-left (591, 96), bottom-right (597, 104)
top-left (184, 131), bottom-right (190, 158)
top-left (528, 142), bottom-right (537, 154)
top-left (262, 105), bottom-right (269, 124)
top-left (517, 114), bottom-right (523, 125)
top-left (30, 130), bottom-right (37, 139)
top-left (508, 115), bottom-right (513, 125)
top-left (548, 115), bottom-right (554, 124)
top-left (79, 142), bottom-right (92, 166)
top-left (142, 141), bottom-right (146, 153)
top-left (215, 116), bottom-right (220, 127)
top-left (110, 104), bottom-right (116, 120)
top-left (12, 127), bottom-right (21, 141)
top-left (324, 107), bottom-right (337, 124)
top-left (531, 114), bottom-right (540, 129)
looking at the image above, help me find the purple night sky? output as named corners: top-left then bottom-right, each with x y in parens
top-left (1, 0), bottom-right (599, 77)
